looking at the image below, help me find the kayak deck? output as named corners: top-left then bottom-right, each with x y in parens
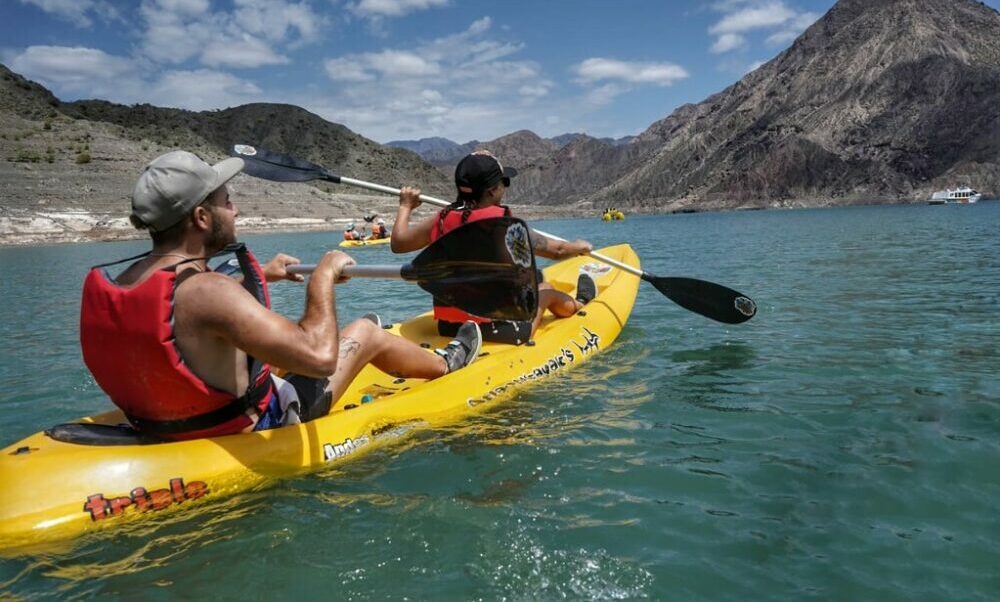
top-left (0, 245), bottom-right (639, 548)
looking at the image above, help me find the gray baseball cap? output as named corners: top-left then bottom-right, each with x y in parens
top-left (131, 150), bottom-right (244, 232)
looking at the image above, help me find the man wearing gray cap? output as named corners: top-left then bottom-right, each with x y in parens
top-left (79, 150), bottom-right (481, 441)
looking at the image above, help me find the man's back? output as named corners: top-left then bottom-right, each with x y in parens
top-left (115, 259), bottom-right (250, 398)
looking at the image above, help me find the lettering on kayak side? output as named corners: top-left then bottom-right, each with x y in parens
top-left (323, 435), bottom-right (371, 462)
top-left (83, 477), bottom-right (208, 522)
top-left (469, 327), bottom-right (602, 407)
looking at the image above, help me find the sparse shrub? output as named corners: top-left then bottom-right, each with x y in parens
top-left (76, 151), bottom-right (91, 164)
top-left (14, 149), bottom-right (42, 163)
top-left (43, 118), bottom-right (53, 131)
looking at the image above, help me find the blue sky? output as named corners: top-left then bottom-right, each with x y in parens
top-left (3, 0), bottom-right (998, 143)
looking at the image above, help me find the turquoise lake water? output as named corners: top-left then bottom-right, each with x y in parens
top-left (1, 202), bottom-right (998, 599)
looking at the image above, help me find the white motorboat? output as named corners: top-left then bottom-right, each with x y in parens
top-left (929, 186), bottom-right (981, 204)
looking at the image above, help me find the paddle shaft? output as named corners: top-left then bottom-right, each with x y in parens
top-left (333, 176), bottom-right (643, 278)
top-left (288, 264), bottom-right (402, 278)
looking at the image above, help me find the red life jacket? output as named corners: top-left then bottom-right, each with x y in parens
top-left (429, 204), bottom-right (512, 323)
top-left (80, 244), bottom-right (274, 441)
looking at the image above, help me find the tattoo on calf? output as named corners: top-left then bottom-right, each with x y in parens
top-left (338, 337), bottom-right (361, 360)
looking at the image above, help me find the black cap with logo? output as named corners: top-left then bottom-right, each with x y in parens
top-left (454, 151), bottom-right (518, 201)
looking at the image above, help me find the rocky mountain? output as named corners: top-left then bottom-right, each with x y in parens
top-left (387, 136), bottom-right (478, 164)
top-left (0, 64), bottom-right (457, 245)
top-left (389, 131), bottom-right (635, 177)
top-left (549, 133), bottom-right (635, 148)
top-left (510, 0), bottom-right (1000, 209)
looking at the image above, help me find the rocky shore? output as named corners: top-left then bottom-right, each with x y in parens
top-left (0, 181), bottom-right (590, 247)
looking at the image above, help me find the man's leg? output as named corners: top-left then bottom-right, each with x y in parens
top-left (323, 319), bottom-right (446, 402)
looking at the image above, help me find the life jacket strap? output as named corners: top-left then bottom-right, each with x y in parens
top-left (125, 376), bottom-right (273, 435)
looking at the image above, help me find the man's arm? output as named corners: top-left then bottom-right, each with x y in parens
top-left (178, 251), bottom-right (353, 377)
top-left (530, 230), bottom-right (593, 260)
top-left (390, 186), bottom-right (436, 253)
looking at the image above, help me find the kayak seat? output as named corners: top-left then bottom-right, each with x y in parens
top-left (43, 376), bottom-right (332, 446)
top-left (45, 423), bottom-right (157, 446)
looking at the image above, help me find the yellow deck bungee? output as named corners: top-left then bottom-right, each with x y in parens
top-left (0, 245), bottom-right (639, 550)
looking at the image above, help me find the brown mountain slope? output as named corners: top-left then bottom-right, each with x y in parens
top-left (515, 0), bottom-right (1000, 209)
top-left (58, 100), bottom-right (452, 198)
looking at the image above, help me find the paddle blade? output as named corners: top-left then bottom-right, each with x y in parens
top-left (230, 144), bottom-right (337, 183)
top-left (407, 217), bottom-right (539, 321)
top-left (647, 275), bottom-right (757, 324)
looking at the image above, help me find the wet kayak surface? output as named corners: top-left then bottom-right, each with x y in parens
top-left (1, 204), bottom-right (998, 599)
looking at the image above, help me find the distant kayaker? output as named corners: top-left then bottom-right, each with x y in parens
top-left (80, 150), bottom-right (482, 441)
top-left (370, 218), bottom-right (388, 240)
top-left (390, 150), bottom-right (596, 345)
top-left (343, 223), bottom-right (362, 241)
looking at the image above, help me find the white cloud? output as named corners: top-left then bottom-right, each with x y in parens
top-left (708, 1), bottom-right (818, 54)
top-left (154, 0), bottom-right (209, 16)
top-left (744, 60), bottom-right (766, 74)
top-left (349, 0), bottom-right (449, 18)
top-left (6, 45), bottom-right (265, 110)
top-left (151, 69), bottom-right (263, 110)
top-left (18, 0), bottom-right (120, 27)
top-left (711, 33), bottom-right (745, 54)
top-left (232, 0), bottom-right (322, 43)
top-left (583, 83), bottom-right (628, 108)
top-left (518, 84), bottom-right (550, 98)
top-left (202, 34), bottom-right (290, 68)
top-left (573, 58), bottom-right (689, 86)
top-left (709, 2), bottom-right (794, 35)
top-left (367, 50), bottom-right (441, 77)
top-left (314, 18), bottom-right (559, 141)
top-left (324, 58), bottom-right (376, 82)
top-left (138, 0), bottom-right (321, 68)
top-left (8, 45), bottom-right (135, 92)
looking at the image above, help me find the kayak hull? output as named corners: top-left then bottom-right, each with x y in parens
top-left (339, 237), bottom-right (391, 248)
top-left (0, 245), bottom-right (639, 549)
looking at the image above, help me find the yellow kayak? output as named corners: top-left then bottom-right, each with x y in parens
top-left (339, 237), bottom-right (391, 248)
top-left (0, 245), bottom-right (639, 549)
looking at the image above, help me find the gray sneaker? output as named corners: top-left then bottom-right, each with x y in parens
top-left (575, 272), bottom-right (597, 305)
top-left (436, 321), bottom-right (482, 373)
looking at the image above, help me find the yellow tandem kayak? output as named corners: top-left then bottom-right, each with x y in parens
top-left (0, 245), bottom-right (639, 549)
top-left (339, 237), bottom-right (391, 248)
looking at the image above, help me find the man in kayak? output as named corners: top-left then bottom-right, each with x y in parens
top-left (390, 150), bottom-right (596, 345)
top-left (80, 150), bottom-right (482, 441)
top-left (370, 218), bottom-right (388, 240)
top-left (343, 223), bottom-right (362, 241)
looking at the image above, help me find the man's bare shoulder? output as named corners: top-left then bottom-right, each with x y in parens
top-left (174, 271), bottom-right (258, 317)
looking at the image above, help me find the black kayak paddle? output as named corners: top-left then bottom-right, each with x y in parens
top-left (231, 144), bottom-right (757, 324)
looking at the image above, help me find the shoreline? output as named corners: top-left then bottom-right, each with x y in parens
top-left (0, 197), bottom-right (962, 248)
top-left (0, 203), bottom-right (593, 248)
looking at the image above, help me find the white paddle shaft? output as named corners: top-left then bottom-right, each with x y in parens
top-left (287, 264), bottom-right (402, 279)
